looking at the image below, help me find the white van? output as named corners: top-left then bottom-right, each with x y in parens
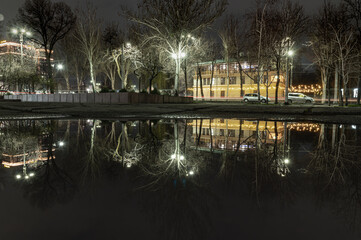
top-left (288, 93), bottom-right (314, 104)
top-left (243, 93), bottom-right (270, 103)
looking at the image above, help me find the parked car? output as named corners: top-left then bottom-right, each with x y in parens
top-left (287, 93), bottom-right (314, 104)
top-left (243, 93), bottom-right (270, 103)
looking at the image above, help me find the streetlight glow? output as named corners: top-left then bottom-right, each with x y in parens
top-left (16, 174), bottom-right (21, 179)
top-left (58, 141), bottom-right (65, 147)
top-left (180, 52), bottom-right (186, 58)
top-left (284, 159), bottom-right (290, 164)
top-left (171, 53), bottom-right (177, 59)
top-left (12, 29), bottom-right (18, 34)
top-left (171, 154), bottom-right (176, 159)
top-left (288, 50), bottom-right (294, 57)
top-left (57, 64), bottom-right (64, 70)
top-left (29, 173), bottom-right (35, 177)
top-left (180, 155), bottom-right (185, 160)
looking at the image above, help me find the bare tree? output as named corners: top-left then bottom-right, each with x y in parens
top-left (74, 3), bottom-right (102, 93)
top-left (264, 0), bottom-right (307, 103)
top-left (18, 0), bottom-right (76, 93)
top-left (344, 0), bottom-right (361, 105)
top-left (310, 2), bottom-right (337, 105)
top-left (124, 0), bottom-right (227, 95)
top-left (101, 22), bottom-right (124, 90)
top-left (219, 15), bottom-right (239, 99)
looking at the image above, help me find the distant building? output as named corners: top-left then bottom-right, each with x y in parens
top-left (191, 60), bottom-right (286, 100)
top-left (0, 40), bottom-right (51, 75)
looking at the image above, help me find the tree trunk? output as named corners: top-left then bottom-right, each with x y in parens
top-left (196, 69), bottom-right (199, 98)
top-left (184, 60), bottom-right (187, 96)
top-left (210, 61), bottom-right (214, 99)
top-left (357, 75), bottom-right (361, 105)
top-left (327, 71), bottom-right (331, 106)
top-left (321, 68), bottom-right (327, 104)
top-left (226, 59), bottom-right (230, 100)
top-left (339, 73), bottom-right (343, 106)
top-left (345, 80), bottom-right (349, 106)
top-left (46, 50), bottom-right (54, 93)
top-left (266, 70), bottom-right (269, 104)
top-left (334, 65), bottom-right (338, 105)
top-left (65, 76), bottom-right (70, 91)
top-left (197, 64), bottom-right (204, 99)
top-left (275, 58), bottom-right (281, 104)
top-left (89, 61), bottom-right (96, 93)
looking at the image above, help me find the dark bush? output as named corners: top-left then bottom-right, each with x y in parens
top-left (151, 88), bottom-right (160, 95)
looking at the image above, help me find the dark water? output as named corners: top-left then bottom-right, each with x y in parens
top-left (0, 119), bottom-right (361, 240)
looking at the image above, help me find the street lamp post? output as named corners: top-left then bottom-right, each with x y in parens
top-left (11, 28), bottom-right (31, 93)
top-left (12, 28), bottom-right (31, 65)
top-left (285, 50), bottom-right (294, 104)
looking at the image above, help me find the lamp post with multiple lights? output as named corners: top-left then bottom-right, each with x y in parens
top-left (11, 28), bottom-right (31, 65)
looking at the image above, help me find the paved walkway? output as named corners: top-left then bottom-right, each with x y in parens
top-left (0, 102), bottom-right (360, 124)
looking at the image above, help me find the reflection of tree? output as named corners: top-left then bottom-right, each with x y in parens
top-left (78, 120), bottom-right (113, 183)
top-left (133, 120), bottom-right (215, 240)
top-left (218, 121), bottom-right (295, 208)
top-left (309, 124), bottom-right (361, 232)
top-left (110, 121), bottom-right (142, 168)
top-left (22, 132), bottom-right (77, 209)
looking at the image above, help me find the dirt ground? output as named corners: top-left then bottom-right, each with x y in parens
top-left (0, 101), bottom-right (361, 124)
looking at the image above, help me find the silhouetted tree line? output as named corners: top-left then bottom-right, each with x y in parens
top-left (0, 0), bottom-right (360, 103)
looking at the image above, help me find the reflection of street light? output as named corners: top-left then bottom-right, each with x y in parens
top-left (15, 147), bottom-right (35, 180)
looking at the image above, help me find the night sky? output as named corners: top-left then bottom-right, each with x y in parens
top-left (1, 0), bottom-right (337, 28)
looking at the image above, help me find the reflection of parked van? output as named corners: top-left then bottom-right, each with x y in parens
top-left (288, 93), bottom-right (314, 104)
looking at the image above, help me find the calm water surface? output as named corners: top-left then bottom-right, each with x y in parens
top-left (0, 119), bottom-right (361, 240)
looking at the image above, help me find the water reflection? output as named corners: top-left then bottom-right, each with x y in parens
top-left (0, 119), bottom-right (360, 239)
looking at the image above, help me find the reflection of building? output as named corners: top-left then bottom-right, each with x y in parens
top-left (288, 123), bottom-right (321, 133)
top-left (191, 61), bottom-right (285, 99)
top-left (190, 119), bottom-right (285, 151)
top-left (2, 149), bottom-right (54, 168)
top-left (1, 133), bottom-right (55, 168)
